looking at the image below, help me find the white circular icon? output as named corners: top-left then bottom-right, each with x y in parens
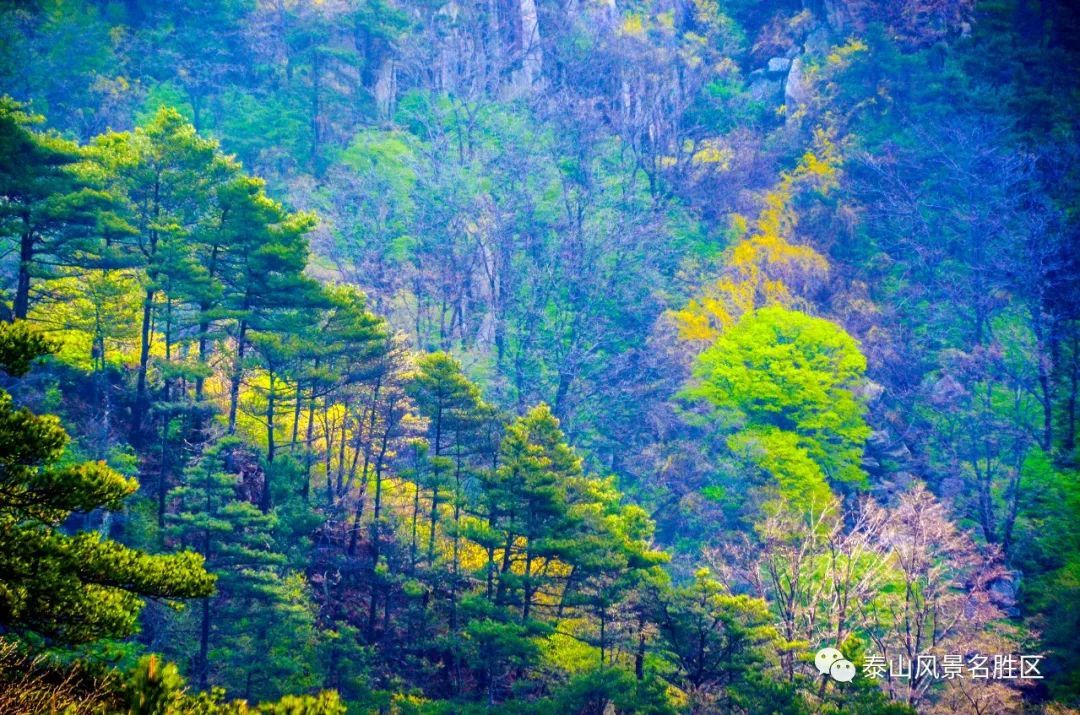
top-left (830, 658), bottom-right (856, 682)
top-left (815, 647), bottom-right (844, 675)
top-left (815, 647), bottom-right (856, 682)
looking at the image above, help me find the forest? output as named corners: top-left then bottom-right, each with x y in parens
top-left (0, 0), bottom-right (1078, 713)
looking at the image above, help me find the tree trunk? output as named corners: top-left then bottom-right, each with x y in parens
top-left (134, 178), bottom-right (161, 436)
top-left (14, 222), bottom-right (33, 320)
top-left (198, 596), bottom-right (211, 690)
top-left (226, 319), bottom-right (248, 434)
top-left (133, 285), bottom-right (156, 435)
top-left (194, 243), bottom-right (220, 402)
top-left (261, 370), bottom-right (276, 513)
top-left (518, 0), bottom-right (542, 86)
top-left (427, 486), bottom-right (439, 567)
top-left (302, 359), bottom-right (319, 502)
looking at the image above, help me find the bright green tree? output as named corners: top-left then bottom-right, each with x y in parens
top-left (691, 306), bottom-right (870, 510)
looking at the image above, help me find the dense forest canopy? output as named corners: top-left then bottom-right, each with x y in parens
top-left (0, 0), bottom-right (1078, 713)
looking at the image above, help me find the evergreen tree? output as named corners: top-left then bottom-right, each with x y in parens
top-left (0, 97), bottom-right (119, 320)
top-left (648, 568), bottom-right (778, 712)
top-left (216, 176), bottom-right (319, 437)
top-left (489, 404), bottom-right (582, 623)
top-left (166, 436), bottom-right (316, 699)
top-left (0, 320), bottom-right (214, 645)
top-left (93, 107), bottom-right (229, 434)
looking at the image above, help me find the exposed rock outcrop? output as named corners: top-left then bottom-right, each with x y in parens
top-left (987, 571), bottom-right (1022, 618)
top-left (784, 56), bottom-right (809, 107)
top-left (767, 56), bottom-right (791, 74)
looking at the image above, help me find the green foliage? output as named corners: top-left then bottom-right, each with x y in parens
top-left (545, 667), bottom-right (677, 715)
top-left (0, 96), bottom-right (120, 320)
top-left (648, 568), bottom-right (777, 708)
top-left (165, 437), bottom-right (321, 701)
top-left (122, 654), bottom-right (345, 714)
top-left (0, 321), bottom-right (213, 645)
top-left (0, 318), bottom-right (54, 376)
top-left (1013, 449), bottom-right (1080, 702)
top-left (2, 0), bottom-right (1078, 711)
top-left (691, 306), bottom-right (870, 508)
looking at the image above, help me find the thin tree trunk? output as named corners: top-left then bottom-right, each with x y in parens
top-left (134, 179), bottom-right (161, 435)
top-left (226, 319), bottom-right (248, 434)
top-left (302, 359), bottom-right (319, 502)
top-left (261, 370), bottom-right (276, 513)
top-left (134, 285), bottom-right (156, 433)
top-left (198, 596), bottom-right (211, 690)
top-left (193, 239), bottom-right (222, 402)
top-left (13, 222), bottom-right (33, 320)
top-left (291, 378), bottom-right (303, 448)
top-left (427, 486), bottom-right (439, 567)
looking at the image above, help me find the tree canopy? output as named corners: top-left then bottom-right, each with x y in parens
top-left (0, 0), bottom-right (1078, 712)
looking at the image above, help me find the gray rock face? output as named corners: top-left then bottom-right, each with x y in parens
top-left (767, 56), bottom-right (791, 74)
top-left (823, 0), bottom-right (849, 32)
top-left (805, 27), bottom-right (830, 55)
top-left (988, 571), bottom-right (1022, 618)
top-left (870, 471), bottom-right (917, 500)
top-left (785, 56), bottom-right (809, 107)
top-left (749, 77), bottom-right (783, 103)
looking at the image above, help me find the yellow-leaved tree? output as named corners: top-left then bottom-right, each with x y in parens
top-left (672, 129), bottom-right (838, 344)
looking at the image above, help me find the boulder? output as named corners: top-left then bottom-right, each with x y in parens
top-left (749, 77), bottom-right (783, 104)
top-left (988, 571), bottom-right (1022, 618)
top-left (767, 56), bottom-right (791, 73)
top-left (784, 56), bottom-right (810, 107)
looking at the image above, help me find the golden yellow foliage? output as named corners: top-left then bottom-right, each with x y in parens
top-left (621, 14), bottom-right (646, 38)
top-left (826, 38), bottom-right (869, 68)
top-left (690, 139), bottom-right (734, 169)
top-left (29, 272), bottom-right (142, 370)
top-left (671, 131), bottom-right (838, 344)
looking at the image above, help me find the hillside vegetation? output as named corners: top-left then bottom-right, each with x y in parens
top-left (0, 0), bottom-right (1078, 713)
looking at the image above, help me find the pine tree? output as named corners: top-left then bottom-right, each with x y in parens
top-left (488, 404), bottom-right (581, 623)
top-left (0, 97), bottom-right (121, 321)
top-left (166, 436), bottom-right (314, 698)
top-left (93, 107), bottom-right (228, 435)
top-left (647, 569), bottom-right (778, 713)
top-left (216, 176), bottom-right (319, 437)
top-left (0, 320), bottom-right (214, 645)
top-left (406, 353), bottom-right (484, 584)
